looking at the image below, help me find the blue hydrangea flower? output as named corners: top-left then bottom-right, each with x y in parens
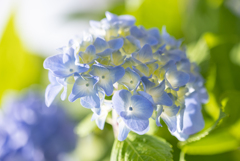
top-left (0, 90), bottom-right (77, 161)
top-left (112, 90), bottom-right (154, 141)
top-left (43, 11), bottom-right (208, 141)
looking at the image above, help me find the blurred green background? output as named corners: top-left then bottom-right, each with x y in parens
top-left (1, 0), bottom-right (240, 160)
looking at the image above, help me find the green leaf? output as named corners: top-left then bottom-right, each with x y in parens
top-left (180, 130), bottom-right (239, 155)
top-left (187, 36), bottom-right (210, 65)
top-left (220, 90), bottom-right (240, 126)
top-left (110, 132), bottom-right (173, 161)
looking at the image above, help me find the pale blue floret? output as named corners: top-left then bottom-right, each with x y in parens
top-left (77, 45), bottom-right (98, 64)
top-left (122, 35), bottom-right (141, 54)
top-left (105, 11), bottom-right (136, 27)
top-left (45, 72), bottom-right (67, 107)
top-left (91, 100), bottom-right (112, 130)
top-left (110, 50), bottom-right (126, 66)
top-left (89, 64), bottom-right (125, 96)
top-left (90, 11), bottom-right (135, 32)
top-left (130, 26), bottom-right (158, 46)
top-left (69, 75), bottom-right (100, 109)
top-left (141, 77), bottom-right (173, 106)
top-left (165, 63), bottom-right (190, 91)
top-left (172, 92), bottom-right (205, 141)
top-left (118, 67), bottom-right (141, 91)
top-left (93, 37), bottom-right (124, 56)
top-left (43, 48), bottom-right (89, 78)
top-left (157, 93), bottom-right (180, 131)
top-left (148, 28), bottom-right (161, 44)
top-left (132, 44), bottom-right (156, 64)
top-left (113, 90), bottom-right (153, 141)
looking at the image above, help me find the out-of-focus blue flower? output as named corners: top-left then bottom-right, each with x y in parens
top-left (0, 90), bottom-right (77, 161)
top-left (43, 11), bottom-right (208, 141)
top-left (112, 90), bottom-right (153, 141)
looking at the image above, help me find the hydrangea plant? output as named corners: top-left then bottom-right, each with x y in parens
top-left (0, 90), bottom-right (77, 161)
top-left (44, 11), bottom-right (208, 142)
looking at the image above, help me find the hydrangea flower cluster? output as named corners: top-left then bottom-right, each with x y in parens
top-left (44, 12), bottom-right (208, 141)
top-left (0, 90), bottom-right (77, 161)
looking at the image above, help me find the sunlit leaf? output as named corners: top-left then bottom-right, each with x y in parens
top-left (180, 130), bottom-right (239, 155)
top-left (110, 132), bottom-right (173, 161)
top-left (0, 15), bottom-right (43, 102)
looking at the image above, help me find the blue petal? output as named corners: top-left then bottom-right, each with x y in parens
top-left (100, 80), bottom-right (113, 96)
top-left (108, 38), bottom-right (124, 50)
top-left (198, 87), bottom-right (209, 104)
top-left (112, 90), bottom-right (132, 115)
top-left (161, 113), bottom-right (177, 133)
top-left (141, 76), bottom-right (155, 91)
top-left (118, 121), bottom-right (130, 141)
top-left (89, 64), bottom-right (114, 96)
top-left (132, 64), bottom-right (150, 77)
top-left (182, 92), bottom-right (204, 135)
top-left (177, 58), bottom-right (191, 73)
top-left (105, 11), bottom-right (118, 21)
top-left (123, 117), bottom-right (149, 133)
top-left (132, 44), bottom-right (154, 64)
top-left (138, 91), bottom-right (155, 105)
top-left (45, 84), bottom-right (62, 107)
top-left (148, 28), bottom-right (160, 41)
top-left (85, 45), bottom-right (96, 55)
top-left (118, 15), bottom-right (136, 26)
top-left (44, 54), bottom-right (89, 78)
top-left (95, 114), bottom-right (108, 130)
top-left (156, 105), bottom-right (163, 127)
top-left (130, 26), bottom-right (144, 39)
top-left (171, 130), bottom-right (189, 141)
top-left (93, 37), bottom-right (108, 53)
top-left (142, 36), bottom-right (158, 46)
top-left (118, 67), bottom-right (140, 91)
top-left (69, 76), bottom-right (98, 102)
top-left (108, 66), bottom-right (125, 83)
top-left (166, 67), bottom-right (190, 89)
top-left (80, 94), bottom-right (101, 109)
top-left (149, 80), bottom-right (173, 106)
top-left (130, 95), bottom-right (153, 119)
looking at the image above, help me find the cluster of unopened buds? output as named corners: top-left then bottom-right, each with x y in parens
top-left (44, 11), bottom-right (208, 141)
